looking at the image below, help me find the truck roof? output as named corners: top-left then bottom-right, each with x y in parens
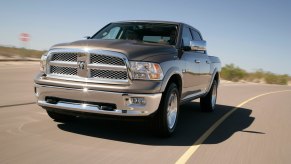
top-left (112, 20), bottom-right (182, 25)
top-left (111, 20), bottom-right (201, 34)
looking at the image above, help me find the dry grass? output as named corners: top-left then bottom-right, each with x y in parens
top-left (0, 46), bottom-right (46, 58)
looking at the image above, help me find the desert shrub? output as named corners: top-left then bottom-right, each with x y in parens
top-left (221, 64), bottom-right (247, 82)
top-left (264, 73), bottom-right (288, 85)
top-left (246, 69), bottom-right (265, 82)
top-left (221, 64), bottom-right (289, 85)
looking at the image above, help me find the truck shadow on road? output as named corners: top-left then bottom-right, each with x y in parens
top-left (57, 102), bottom-right (260, 146)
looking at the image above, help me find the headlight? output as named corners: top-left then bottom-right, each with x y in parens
top-left (40, 53), bottom-right (48, 72)
top-left (130, 61), bottom-right (164, 80)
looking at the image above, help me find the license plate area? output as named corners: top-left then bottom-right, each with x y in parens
top-left (45, 97), bottom-right (116, 111)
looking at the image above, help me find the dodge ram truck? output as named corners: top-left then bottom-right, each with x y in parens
top-left (34, 20), bottom-right (221, 136)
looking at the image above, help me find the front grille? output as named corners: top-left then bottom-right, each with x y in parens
top-left (51, 53), bottom-right (77, 62)
top-left (90, 54), bottom-right (125, 66)
top-left (48, 50), bottom-right (129, 83)
top-left (91, 70), bottom-right (128, 80)
top-left (50, 66), bottom-right (77, 76)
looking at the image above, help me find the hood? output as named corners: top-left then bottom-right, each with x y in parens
top-left (50, 39), bottom-right (177, 61)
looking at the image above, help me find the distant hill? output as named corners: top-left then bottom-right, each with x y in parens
top-left (0, 46), bottom-right (46, 59)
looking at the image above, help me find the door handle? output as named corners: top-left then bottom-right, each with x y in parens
top-left (195, 59), bottom-right (201, 63)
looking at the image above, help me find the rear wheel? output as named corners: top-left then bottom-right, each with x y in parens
top-left (200, 80), bottom-right (218, 112)
top-left (46, 109), bottom-right (75, 122)
top-left (152, 83), bottom-right (180, 137)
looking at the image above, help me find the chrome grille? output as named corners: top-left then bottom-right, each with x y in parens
top-left (47, 49), bottom-right (129, 83)
top-left (91, 70), bottom-right (128, 80)
top-left (51, 53), bottom-right (77, 62)
top-left (50, 66), bottom-right (77, 76)
top-left (90, 54), bottom-right (125, 66)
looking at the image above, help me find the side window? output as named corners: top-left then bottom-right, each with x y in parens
top-left (182, 27), bottom-right (192, 46)
top-left (191, 29), bottom-right (202, 41)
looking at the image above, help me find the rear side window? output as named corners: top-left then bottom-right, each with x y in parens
top-left (191, 29), bottom-right (202, 41)
top-left (182, 27), bottom-right (192, 46)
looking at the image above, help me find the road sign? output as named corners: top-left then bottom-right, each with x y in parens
top-left (20, 33), bottom-right (30, 42)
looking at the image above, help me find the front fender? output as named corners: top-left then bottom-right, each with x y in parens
top-left (160, 66), bottom-right (182, 92)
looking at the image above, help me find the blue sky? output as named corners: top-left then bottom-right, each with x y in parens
top-left (0, 0), bottom-right (290, 75)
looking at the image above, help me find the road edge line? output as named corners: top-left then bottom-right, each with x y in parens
top-left (175, 90), bottom-right (291, 164)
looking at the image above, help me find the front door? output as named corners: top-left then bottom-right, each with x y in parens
top-left (181, 27), bottom-right (202, 99)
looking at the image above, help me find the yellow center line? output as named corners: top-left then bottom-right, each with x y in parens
top-left (175, 90), bottom-right (291, 164)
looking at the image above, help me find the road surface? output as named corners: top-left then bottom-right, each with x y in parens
top-left (0, 62), bottom-right (291, 164)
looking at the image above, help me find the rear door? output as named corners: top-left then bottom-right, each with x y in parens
top-left (190, 29), bottom-right (212, 92)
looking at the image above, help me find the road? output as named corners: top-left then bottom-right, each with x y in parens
top-left (0, 62), bottom-right (291, 164)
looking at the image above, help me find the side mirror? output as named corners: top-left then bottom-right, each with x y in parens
top-left (84, 36), bottom-right (91, 39)
top-left (190, 40), bottom-right (207, 51)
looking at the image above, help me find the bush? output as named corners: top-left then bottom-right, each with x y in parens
top-left (246, 69), bottom-right (265, 82)
top-left (221, 64), bottom-right (290, 85)
top-left (264, 73), bottom-right (288, 85)
top-left (220, 64), bottom-right (247, 82)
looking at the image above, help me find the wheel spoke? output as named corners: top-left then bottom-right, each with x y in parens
top-left (211, 83), bottom-right (217, 108)
top-left (167, 92), bottom-right (178, 129)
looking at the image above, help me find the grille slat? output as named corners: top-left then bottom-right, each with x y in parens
top-left (50, 66), bottom-right (77, 76)
top-left (90, 54), bottom-right (125, 66)
top-left (91, 70), bottom-right (128, 80)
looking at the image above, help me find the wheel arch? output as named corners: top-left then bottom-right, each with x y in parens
top-left (160, 67), bottom-right (183, 97)
top-left (205, 69), bottom-right (220, 95)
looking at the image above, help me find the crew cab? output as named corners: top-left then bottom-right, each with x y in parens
top-left (34, 20), bottom-right (221, 136)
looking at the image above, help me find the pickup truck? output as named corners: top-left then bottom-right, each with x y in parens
top-left (34, 20), bottom-right (221, 136)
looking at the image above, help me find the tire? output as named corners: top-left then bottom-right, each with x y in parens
top-left (152, 83), bottom-right (180, 137)
top-left (200, 80), bottom-right (218, 112)
top-left (46, 109), bottom-right (75, 122)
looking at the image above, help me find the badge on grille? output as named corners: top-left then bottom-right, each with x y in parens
top-left (78, 61), bottom-right (86, 70)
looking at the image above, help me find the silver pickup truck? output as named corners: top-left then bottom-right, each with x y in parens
top-left (34, 20), bottom-right (221, 136)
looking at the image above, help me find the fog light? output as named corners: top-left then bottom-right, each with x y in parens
top-left (130, 97), bottom-right (146, 105)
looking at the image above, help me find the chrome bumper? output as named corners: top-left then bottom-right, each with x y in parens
top-left (35, 84), bottom-right (162, 116)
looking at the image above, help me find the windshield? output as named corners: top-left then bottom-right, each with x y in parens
top-left (92, 23), bottom-right (178, 45)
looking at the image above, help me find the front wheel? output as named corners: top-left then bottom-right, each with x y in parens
top-left (200, 80), bottom-right (218, 112)
top-left (152, 83), bottom-right (180, 137)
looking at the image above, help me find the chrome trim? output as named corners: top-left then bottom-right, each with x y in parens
top-left (194, 59), bottom-right (201, 63)
top-left (46, 48), bottom-right (131, 84)
top-left (182, 90), bottom-right (205, 101)
top-left (190, 40), bottom-right (207, 51)
top-left (87, 63), bottom-right (127, 71)
top-left (35, 84), bottom-right (162, 116)
top-left (45, 75), bottom-right (129, 84)
top-left (49, 61), bottom-right (78, 68)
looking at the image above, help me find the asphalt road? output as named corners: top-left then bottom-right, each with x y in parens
top-left (1, 62), bottom-right (291, 164)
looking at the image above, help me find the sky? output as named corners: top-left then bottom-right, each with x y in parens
top-left (0, 0), bottom-right (290, 75)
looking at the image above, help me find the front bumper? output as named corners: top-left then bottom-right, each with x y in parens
top-left (35, 84), bottom-right (162, 116)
